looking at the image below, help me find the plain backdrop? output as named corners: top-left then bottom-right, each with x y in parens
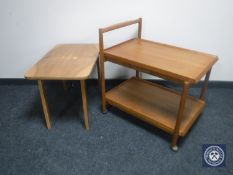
top-left (0, 0), bottom-right (232, 80)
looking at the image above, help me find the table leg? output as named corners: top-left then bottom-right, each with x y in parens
top-left (38, 80), bottom-right (52, 129)
top-left (200, 69), bottom-right (212, 100)
top-left (80, 80), bottom-right (89, 129)
top-left (136, 71), bottom-right (140, 78)
top-left (62, 80), bottom-right (71, 92)
top-left (97, 56), bottom-right (101, 91)
top-left (171, 81), bottom-right (190, 151)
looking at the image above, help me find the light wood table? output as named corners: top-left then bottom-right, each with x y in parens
top-left (99, 18), bottom-right (218, 151)
top-left (25, 44), bottom-right (99, 130)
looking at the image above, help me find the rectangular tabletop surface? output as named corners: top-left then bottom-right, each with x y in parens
top-left (104, 39), bottom-right (218, 83)
top-left (25, 44), bottom-right (99, 80)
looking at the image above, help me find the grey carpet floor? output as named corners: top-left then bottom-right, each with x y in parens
top-left (0, 80), bottom-right (232, 175)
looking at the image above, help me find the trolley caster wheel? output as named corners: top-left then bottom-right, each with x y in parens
top-left (102, 109), bottom-right (108, 114)
top-left (171, 145), bottom-right (178, 152)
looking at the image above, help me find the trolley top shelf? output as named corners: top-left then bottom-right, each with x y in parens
top-left (104, 39), bottom-right (218, 83)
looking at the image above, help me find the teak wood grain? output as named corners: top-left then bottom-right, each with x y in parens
top-left (100, 18), bottom-right (142, 33)
top-left (104, 39), bottom-right (218, 83)
top-left (106, 77), bottom-right (205, 136)
top-left (25, 44), bottom-right (99, 130)
top-left (99, 18), bottom-right (218, 150)
top-left (99, 18), bottom-right (142, 112)
top-left (25, 44), bottom-right (99, 80)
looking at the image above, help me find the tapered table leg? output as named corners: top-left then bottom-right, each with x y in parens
top-left (80, 80), bottom-right (89, 129)
top-left (136, 71), bottom-right (140, 78)
top-left (62, 80), bottom-right (71, 92)
top-left (171, 81), bottom-right (190, 151)
top-left (97, 56), bottom-right (101, 91)
top-left (200, 69), bottom-right (211, 100)
top-left (38, 80), bottom-right (52, 129)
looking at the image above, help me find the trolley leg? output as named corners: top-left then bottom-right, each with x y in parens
top-left (171, 81), bottom-right (190, 151)
top-left (99, 57), bottom-right (107, 113)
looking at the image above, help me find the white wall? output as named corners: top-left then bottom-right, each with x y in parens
top-left (0, 0), bottom-right (232, 80)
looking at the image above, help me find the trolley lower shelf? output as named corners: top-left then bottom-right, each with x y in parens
top-left (106, 77), bottom-right (205, 136)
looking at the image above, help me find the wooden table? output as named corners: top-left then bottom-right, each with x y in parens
top-left (99, 18), bottom-right (218, 151)
top-left (25, 44), bottom-right (99, 129)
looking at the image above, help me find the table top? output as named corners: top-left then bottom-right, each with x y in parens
top-left (25, 44), bottom-right (99, 80)
top-left (104, 39), bottom-right (218, 83)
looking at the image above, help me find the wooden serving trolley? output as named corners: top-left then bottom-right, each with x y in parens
top-left (98, 18), bottom-right (218, 151)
